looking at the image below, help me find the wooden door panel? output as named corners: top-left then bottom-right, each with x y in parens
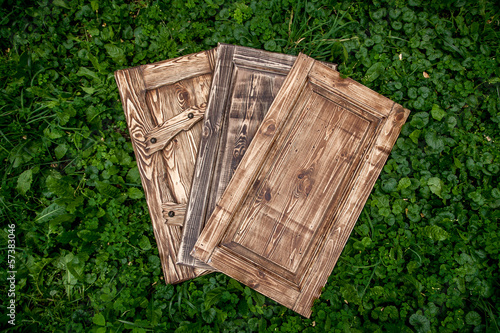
top-left (114, 49), bottom-right (216, 284)
top-left (179, 44), bottom-right (337, 268)
top-left (192, 53), bottom-right (409, 316)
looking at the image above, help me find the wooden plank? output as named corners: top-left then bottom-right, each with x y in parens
top-left (144, 103), bottom-right (206, 155)
top-left (142, 50), bottom-right (216, 90)
top-left (114, 49), bottom-right (216, 284)
top-left (192, 53), bottom-right (409, 317)
top-left (178, 44), bottom-right (337, 269)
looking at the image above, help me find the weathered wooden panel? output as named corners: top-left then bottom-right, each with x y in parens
top-left (178, 44), bottom-right (337, 269)
top-left (114, 49), bottom-right (216, 284)
top-left (192, 53), bottom-right (409, 317)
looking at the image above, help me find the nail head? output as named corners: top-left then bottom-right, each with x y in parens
top-left (168, 211), bottom-right (175, 217)
top-left (188, 113), bottom-right (194, 119)
top-left (150, 138), bottom-right (157, 144)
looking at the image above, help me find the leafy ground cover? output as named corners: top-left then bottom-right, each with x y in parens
top-left (1, 0), bottom-right (499, 332)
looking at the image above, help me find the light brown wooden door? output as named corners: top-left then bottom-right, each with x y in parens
top-left (114, 49), bottom-right (216, 284)
top-left (178, 44), bottom-right (337, 269)
top-left (192, 53), bottom-right (409, 316)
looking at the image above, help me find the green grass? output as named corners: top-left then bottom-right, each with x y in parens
top-left (1, 0), bottom-right (499, 332)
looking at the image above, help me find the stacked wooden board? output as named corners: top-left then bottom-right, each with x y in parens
top-left (178, 44), bottom-right (337, 269)
top-left (115, 43), bottom-right (409, 317)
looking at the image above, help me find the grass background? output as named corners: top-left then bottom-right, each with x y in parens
top-left (1, 0), bottom-right (499, 332)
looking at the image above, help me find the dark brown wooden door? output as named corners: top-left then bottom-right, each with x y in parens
top-left (192, 53), bottom-right (409, 316)
top-left (178, 44), bottom-right (336, 269)
top-left (114, 49), bottom-right (216, 284)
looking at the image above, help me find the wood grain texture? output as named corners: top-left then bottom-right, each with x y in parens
top-left (114, 49), bottom-right (216, 284)
top-left (192, 53), bottom-right (409, 317)
top-left (178, 44), bottom-right (337, 269)
top-left (142, 49), bottom-right (216, 90)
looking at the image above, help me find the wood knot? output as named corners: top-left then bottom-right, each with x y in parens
top-left (233, 145), bottom-right (246, 160)
top-left (297, 169), bottom-right (314, 195)
top-left (178, 90), bottom-right (189, 103)
top-left (202, 123), bottom-right (212, 137)
top-left (249, 281), bottom-right (260, 288)
top-left (260, 120), bottom-right (276, 136)
top-left (264, 189), bottom-right (272, 201)
top-left (395, 110), bottom-right (405, 122)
